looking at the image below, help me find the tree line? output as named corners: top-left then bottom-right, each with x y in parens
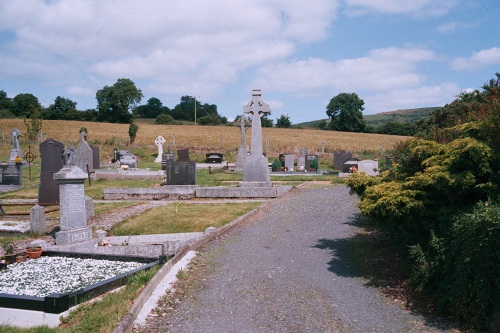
top-left (0, 78), bottom-right (295, 128)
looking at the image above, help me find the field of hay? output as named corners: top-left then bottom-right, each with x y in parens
top-left (0, 119), bottom-right (409, 164)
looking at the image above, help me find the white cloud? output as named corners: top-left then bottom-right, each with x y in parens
top-left (0, 0), bottom-right (338, 103)
top-left (435, 21), bottom-right (478, 34)
top-left (364, 82), bottom-right (459, 113)
top-left (450, 47), bottom-right (500, 70)
top-left (252, 47), bottom-right (436, 94)
top-left (344, 0), bottom-right (457, 16)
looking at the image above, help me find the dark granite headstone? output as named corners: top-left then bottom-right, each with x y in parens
top-left (305, 155), bottom-right (319, 171)
top-left (89, 144), bottom-right (100, 170)
top-left (177, 149), bottom-right (190, 162)
top-left (163, 160), bottom-right (196, 185)
top-left (1, 164), bottom-right (22, 185)
top-left (112, 148), bottom-right (120, 163)
top-left (205, 153), bottom-right (223, 163)
top-left (38, 138), bottom-right (65, 205)
top-left (333, 150), bottom-right (352, 170)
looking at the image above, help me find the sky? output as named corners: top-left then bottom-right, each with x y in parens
top-left (0, 0), bottom-right (499, 124)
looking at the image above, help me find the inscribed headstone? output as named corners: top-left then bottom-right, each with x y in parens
top-left (38, 138), bottom-right (65, 205)
top-left (305, 155), bottom-right (319, 171)
top-left (53, 165), bottom-right (93, 245)
top-left (163, 160), bottom-right (196, 185)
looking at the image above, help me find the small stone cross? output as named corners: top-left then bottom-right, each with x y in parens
top-left (80, 130), bottom-right (87, 142)
top-left (155, 136), bottom-right (166, 163)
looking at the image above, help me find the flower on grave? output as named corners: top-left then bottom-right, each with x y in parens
top-left (121, 165), bottom-right (129, 170)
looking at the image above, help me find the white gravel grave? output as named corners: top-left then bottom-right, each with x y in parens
top-left (0, 256), bottom-right (144, 297)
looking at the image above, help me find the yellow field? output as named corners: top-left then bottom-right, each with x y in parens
top-left (0, 119), bottom-right (409, 162)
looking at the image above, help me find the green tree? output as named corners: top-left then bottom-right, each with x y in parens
top-left (96, 78), bottom-right (143, 123)
top-left (171, 95), bottom-right (197, 121)
top-left (261, 114), bottom-right (273, 127)
top-left (128, 122), bottom-right (139, 145)
top-left (276, 114), bottom-right (292, 128)
top-left (155, 114), bottom-right (177, 125)
top-left (0, 90), bottom-right (12, 110)
top-left (44, 96), bottom-right (78, 120)
top-left (326, 92), bottom-right (366, 132)
top-left (135, 97), bottom-right (169, 118)
top-left (11, 93), bottom-right (42, 118)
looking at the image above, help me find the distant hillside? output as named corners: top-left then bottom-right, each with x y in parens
top-left (295, 107), bottom-right (440, 128)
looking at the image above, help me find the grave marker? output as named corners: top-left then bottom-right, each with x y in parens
top-left (53, 165), bottom-right (93, 245)
top-left (154, 136), bottom-right (166, 163)
top-left (242, 89), bottom-right (271, 187)
top-left (73, 130), bottom-right (94, 172)
top-left (38, 138), bottom-right (65, 205)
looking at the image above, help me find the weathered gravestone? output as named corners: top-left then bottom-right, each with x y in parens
top-left (9, 128), bottom-right (24, 162)
top-left (38, 138), bottom-right (65, 205)
top-left (235, 114), bottom-right (250, 171)
top-left (154, 136), bottom-right (166, 163)
top-left (334, 150), bottom-right (352, 170)
top-left (73, 131), bottom-right (94, 173)
top-left (242, 89), bottom-right (271, 187)
top-left (285, 154), bottom-right (295, 171)
top-left (30, 204), bottom-right (46, 235)
top-left (53, 165), bottom-right (93, 245)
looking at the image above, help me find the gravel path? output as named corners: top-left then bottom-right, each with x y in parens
top-left (139, 185), bottom-right (454, 332)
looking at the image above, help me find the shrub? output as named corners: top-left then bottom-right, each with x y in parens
top-left (155, 114), bottom-right (176, 125)
top-left (271, 158), bottom-right (281, 171)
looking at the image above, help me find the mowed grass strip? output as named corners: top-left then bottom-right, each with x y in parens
top-left (110, 202), bottom-right (263, 235)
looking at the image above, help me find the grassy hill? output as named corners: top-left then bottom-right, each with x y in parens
top-left (295, 107), bottom-right (440, 128)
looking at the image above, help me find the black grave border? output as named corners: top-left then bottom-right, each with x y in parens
top-left (0, 252), bottom-right (164, 314)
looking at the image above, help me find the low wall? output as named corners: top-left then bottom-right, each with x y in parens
top-left (103, 186), bottom-right (197, 200)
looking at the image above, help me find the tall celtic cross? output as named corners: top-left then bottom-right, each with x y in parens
top-left (243, 89), bottom-right (270, 157)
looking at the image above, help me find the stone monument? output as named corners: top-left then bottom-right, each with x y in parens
top-left (154, 136), bottom-right (166, 163)
top-left (9, 128), bottom-right (24, 162)
top-left (73, 130), bottom-right (94, 173)
top-left (241, 89), bottom-right (271, 187)
top-left (53, 164), bottom-right (93, 245)
top-left (235, 114), bottom-right (250, 171)
top-left (38, 138), bottom-right (65, 205)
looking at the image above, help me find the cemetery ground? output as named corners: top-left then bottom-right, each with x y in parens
top-left (0, 119), bottom-right (424, 332)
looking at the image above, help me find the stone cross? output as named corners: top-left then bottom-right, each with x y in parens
top-left (241, 89), bottom-right (272, 186)
top-left (243, 89), bottom-right (270, 157)
top-left (11, 128), bottom-right (21, 150)
top-left (155, 136), bottom-right (166, 162)
top-left (80, 130), bottom-right (87, 142)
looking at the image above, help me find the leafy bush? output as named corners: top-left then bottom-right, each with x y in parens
top-left (155, 114), bottom-right (176, 125)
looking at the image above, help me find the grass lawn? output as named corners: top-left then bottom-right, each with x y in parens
top-left (110, 201), bottom-right (263, 235)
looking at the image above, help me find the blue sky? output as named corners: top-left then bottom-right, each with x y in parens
top-left (1, 0), bottom-right (499, 124)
